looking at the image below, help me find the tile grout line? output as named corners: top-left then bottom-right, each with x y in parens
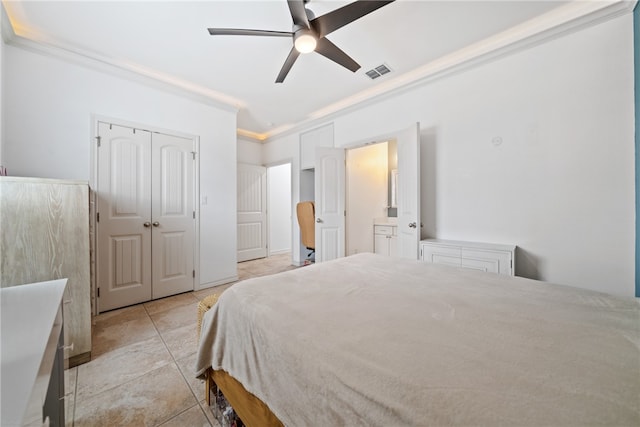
top-left (155, 402), bottom-right (213, 427)
top-left (77, 305), bottom-right (185, 426)
top-left (77, 317), bottom-right (171, 396)
top-left (144, 302), bottom-right (210, 427)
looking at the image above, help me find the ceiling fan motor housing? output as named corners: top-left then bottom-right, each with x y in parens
top-left (294, 27), bottom-right (317, 53)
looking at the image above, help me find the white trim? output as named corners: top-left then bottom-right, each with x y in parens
top-left (5, 32), bottom-right (240, 114)
top-left (1, 2), bottom-right (15, 43)
top-left (3, 0), bottom-right (636, 143)
top-left (198, 276), bottom-right (239, 291)
top-left (268, 248), bottom-right (291, 256)
top-left (262, 0), bottom-right (638, 142)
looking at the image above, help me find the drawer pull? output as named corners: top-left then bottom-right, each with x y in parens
top-left (60, 343), bottom-right (74, 352)
top-left (64, 299), bottom-right (73, 305)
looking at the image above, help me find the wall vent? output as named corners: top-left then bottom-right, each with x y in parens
top-left (365, 63), bottom-right (391, 80)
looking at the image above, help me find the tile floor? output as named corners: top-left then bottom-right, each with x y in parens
top-left (67, 253), bottom-right (296, 427)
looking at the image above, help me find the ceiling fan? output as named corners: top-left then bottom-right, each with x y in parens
top-left (207, 0), bottom-right (395, 83)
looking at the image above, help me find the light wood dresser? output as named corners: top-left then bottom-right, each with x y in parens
top-left (1, 177), bottom-right (92, 367)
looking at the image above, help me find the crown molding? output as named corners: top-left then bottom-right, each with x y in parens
top-left (2, 0), bottom-right (636, 144)
top-left (1, 2), bottom-right (15, 43)
top-left (2, 2), bottom-right (240, 114)
top-left (261, 0), bottom-right (637, 142)
top-left (237, 128), bottom-right (269, 142)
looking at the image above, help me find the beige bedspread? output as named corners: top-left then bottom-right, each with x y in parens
top-left (196, 253), bottom-right (640, 426)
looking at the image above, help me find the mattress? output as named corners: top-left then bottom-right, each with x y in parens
top-left (196, 253), bottom-right (640, 426)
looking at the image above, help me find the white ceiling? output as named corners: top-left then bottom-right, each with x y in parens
top-left (3, 0), bottom-right (590, 140)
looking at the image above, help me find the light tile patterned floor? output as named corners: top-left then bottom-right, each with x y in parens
top-left (67, 253), bottom-right (295, 427)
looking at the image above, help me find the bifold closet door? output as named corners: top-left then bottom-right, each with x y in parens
top-left (97, 123), bottom-right (195, 312)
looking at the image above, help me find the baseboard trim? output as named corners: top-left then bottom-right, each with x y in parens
top-left (197, 276), bottom-right (239, 291)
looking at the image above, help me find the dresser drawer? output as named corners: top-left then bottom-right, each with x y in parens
top-left (420, 239), bottom-right (515, 276)
top-left (421, 245), bottom-right (461, 266)
top-left (374, 225), bottom-right (395, 236)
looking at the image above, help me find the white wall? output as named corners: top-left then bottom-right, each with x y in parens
top-left (3, 44), bottom-right (239, 288)
top-left (237, 136), bottom-right (263, 164)
top-left (0, 17), bottom-right (4, 167)
top-left (264, 15), bottom-right (636, 297)
top-left (267, 163), bottom-right (291, 255)
top-left (346, 142), bottom-right (388, 255)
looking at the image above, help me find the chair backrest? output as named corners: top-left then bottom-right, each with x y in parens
top-left (296, 201), bottom-right (315, 250)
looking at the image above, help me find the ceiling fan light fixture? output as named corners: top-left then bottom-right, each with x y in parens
top-left (294, 30), bottom-right (317, 53)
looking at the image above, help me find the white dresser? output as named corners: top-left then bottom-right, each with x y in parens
top-left (1, 279), bottom-right (67, 426)
top-left (420, 239), bottom-right (515, 276)
top-left (373, 218), bottom-right (397, 257)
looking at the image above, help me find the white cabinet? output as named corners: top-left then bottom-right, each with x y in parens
top-left (300, 123), bottom-right (334, 170)
top-left (1, 280), bottom-right (67, 427)
top-left (374, 224), bottom-right (397, 257)
top-left (420, 239), bottom-right (515, 276)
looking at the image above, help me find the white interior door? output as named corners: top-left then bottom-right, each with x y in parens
top-left (397, 123), bottom-right (421, 259)
top-left (151, 132), bottom-right (195, 299)
top-left (97, 123), bottom-right (152, 311)
top-left (315, 147), bottom-right (345, 262)
top-left (237, 163), bottom-right (267, 262)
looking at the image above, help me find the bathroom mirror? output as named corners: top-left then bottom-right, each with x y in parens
top-left (390, 169), bottom-right (398, 208)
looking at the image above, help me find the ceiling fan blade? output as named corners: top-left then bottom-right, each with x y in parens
top-left (276, 47), bottom-right (301, 83)
top-left (314, 37), bottom-right (360, 73)
top-left (208, 28), bottom-right (292, 37)
top-left (287, 0), bottom-right (310, 28)
top-left (311, 0), bottom-right (395, 38)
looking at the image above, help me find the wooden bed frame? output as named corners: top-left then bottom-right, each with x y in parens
top-left (205, 368), bottom-right (283, 427)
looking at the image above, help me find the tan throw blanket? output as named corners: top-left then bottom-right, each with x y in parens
top-left (196, 253), bottom-right (640, 426)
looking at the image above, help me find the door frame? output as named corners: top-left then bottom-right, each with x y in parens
top-left (90, 115), bottom-right (200, 314)
top-left (325, 124), bottom-right (420, 260)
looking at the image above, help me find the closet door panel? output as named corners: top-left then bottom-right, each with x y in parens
top-left (97, 123), bottom-right (152, 312)
top-left (151, 133), bottom-right (195, 299)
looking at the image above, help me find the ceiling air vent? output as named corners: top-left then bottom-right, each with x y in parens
top-left (365, 63), bottom-right (391, 80)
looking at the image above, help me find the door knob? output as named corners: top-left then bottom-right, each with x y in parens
top-left (316, 218), bottom-right (323, 223)
top-left (152, 221), bottom-right (160, 227)
top-left (143, 222), bottom-right (151, 228)
top-left (408, 222), bottom-right (417, 228)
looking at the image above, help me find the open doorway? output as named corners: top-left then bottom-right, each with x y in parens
top-left (304, 123), bottom-right (420, 262)
top-left (267, 162), bottom-right (292, 257)
top-left (298, 140), bottom-right (399, 259)
top-left (346, 141), bottom-right (397, 255)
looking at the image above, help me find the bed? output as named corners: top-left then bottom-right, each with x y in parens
top-left (196, 253), bottom-right (640, 426)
